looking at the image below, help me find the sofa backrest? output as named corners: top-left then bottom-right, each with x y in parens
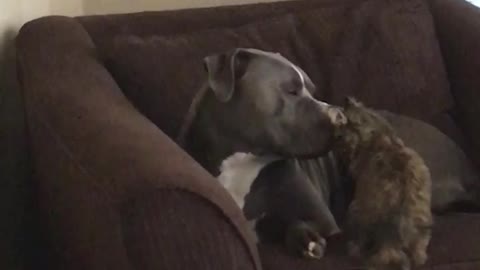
top-left (78, 0), bottom-right (463, 151)
top-left (78, 0), bottom-right (333, 44)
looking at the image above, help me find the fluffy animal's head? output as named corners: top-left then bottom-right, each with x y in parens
top-left (333, 97), bottom-right (395, 162)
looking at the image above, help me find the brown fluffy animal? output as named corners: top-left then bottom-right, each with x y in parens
top-left (333, 97), bottom-right (433, 270)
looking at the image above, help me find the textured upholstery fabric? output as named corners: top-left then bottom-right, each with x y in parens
top-left (121, 190), bottom-right (255, 270)
top-left (428, 0), bottom-right (480, 167)
top-left (102, 0), bottom-right (452, 140)
top-left (16, 16), bottom-right (259, 270)
top-left (102, 14), bottom-right (312, 139)
top-left (15, 0), bottom-right (480, 269)
top-left (258, 214), bottom-right (480, 269)
top-left (296, 0), bottom-right (452, 119)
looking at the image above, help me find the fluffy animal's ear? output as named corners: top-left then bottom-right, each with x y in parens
top-left (203, 49), bottom-right (250, 102)
top-left (344, 96), bottom-right (362, 108)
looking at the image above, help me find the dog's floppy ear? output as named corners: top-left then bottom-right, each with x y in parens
top-left (203, 49), bottom-right (250, 102)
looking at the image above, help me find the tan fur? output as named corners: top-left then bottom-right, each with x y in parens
top-left (334, 97), bottom-right (433, 270)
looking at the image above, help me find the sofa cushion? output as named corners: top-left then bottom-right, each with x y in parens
top-left (102, 14), bottom-right (314, 139)
top-left (294, 0), bottom-right (452, 119)
top-left (259, 213), bottom-right (480, 270)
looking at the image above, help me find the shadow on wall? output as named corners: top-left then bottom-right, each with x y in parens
top-left (0, 26), bottom-right (36, 270)
top-left (0, 29), bottom-right (17, 88)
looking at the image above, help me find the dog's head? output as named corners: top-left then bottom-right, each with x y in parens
top-left (203, 48), bottom-right (344, 158)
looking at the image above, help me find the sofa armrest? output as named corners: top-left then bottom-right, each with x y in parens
top-left (429, 0), bottom-right (480, 165)
top-left (121, 189), bottom-right (257, 270)
top-left (16, 16), bottom-right (259, 270)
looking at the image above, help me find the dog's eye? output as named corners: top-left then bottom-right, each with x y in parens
top-left (281, 79), bottom-right (302, 96)
top-left (285, 87), bottom-right (301, 96)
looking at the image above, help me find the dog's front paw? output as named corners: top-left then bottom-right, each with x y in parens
top-left (304, 239), bottom-right (326, 259)
top-left (285, 221), bottom-right (326, 260)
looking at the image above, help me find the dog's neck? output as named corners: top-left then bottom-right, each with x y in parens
top-left (178, 85), bottom-right (253, 175)
top-left (188, 120), bottom-right (246, 175)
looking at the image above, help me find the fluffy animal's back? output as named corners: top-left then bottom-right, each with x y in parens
top-left (399, 146), bottom-right (433, 229)
top-left (337, 98), bottom-right (433, 268)
top-left (349, 135), bottom-right (432, 237)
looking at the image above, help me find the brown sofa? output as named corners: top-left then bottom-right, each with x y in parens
top-left (15, 0), bottom-right (480, 269)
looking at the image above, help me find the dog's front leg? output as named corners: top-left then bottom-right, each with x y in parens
top-left (285, 220), bottom-right (327, 259)
top-left (269, 159), bottom-right (341, 259)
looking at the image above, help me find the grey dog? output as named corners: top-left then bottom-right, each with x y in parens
top-left (178, 48), bottom-right (480, 258)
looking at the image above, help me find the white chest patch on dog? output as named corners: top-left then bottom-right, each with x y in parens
top-left (217, 152), bottom-right (279, 243)
top-left (217, 153), bottom-right (279, 209)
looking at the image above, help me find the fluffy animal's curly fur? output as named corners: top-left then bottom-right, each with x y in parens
top-left (334, 97), bottom-right (433, 270)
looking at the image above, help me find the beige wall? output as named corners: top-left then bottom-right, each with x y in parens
top-left (1, 0), bottom-right (289, 82)
top-left (50, 0), bottom-right (84, 16)
top-left (1, 0), bottom-right (81, 82)
top-left (83, 0), bottom-right (287, 14)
